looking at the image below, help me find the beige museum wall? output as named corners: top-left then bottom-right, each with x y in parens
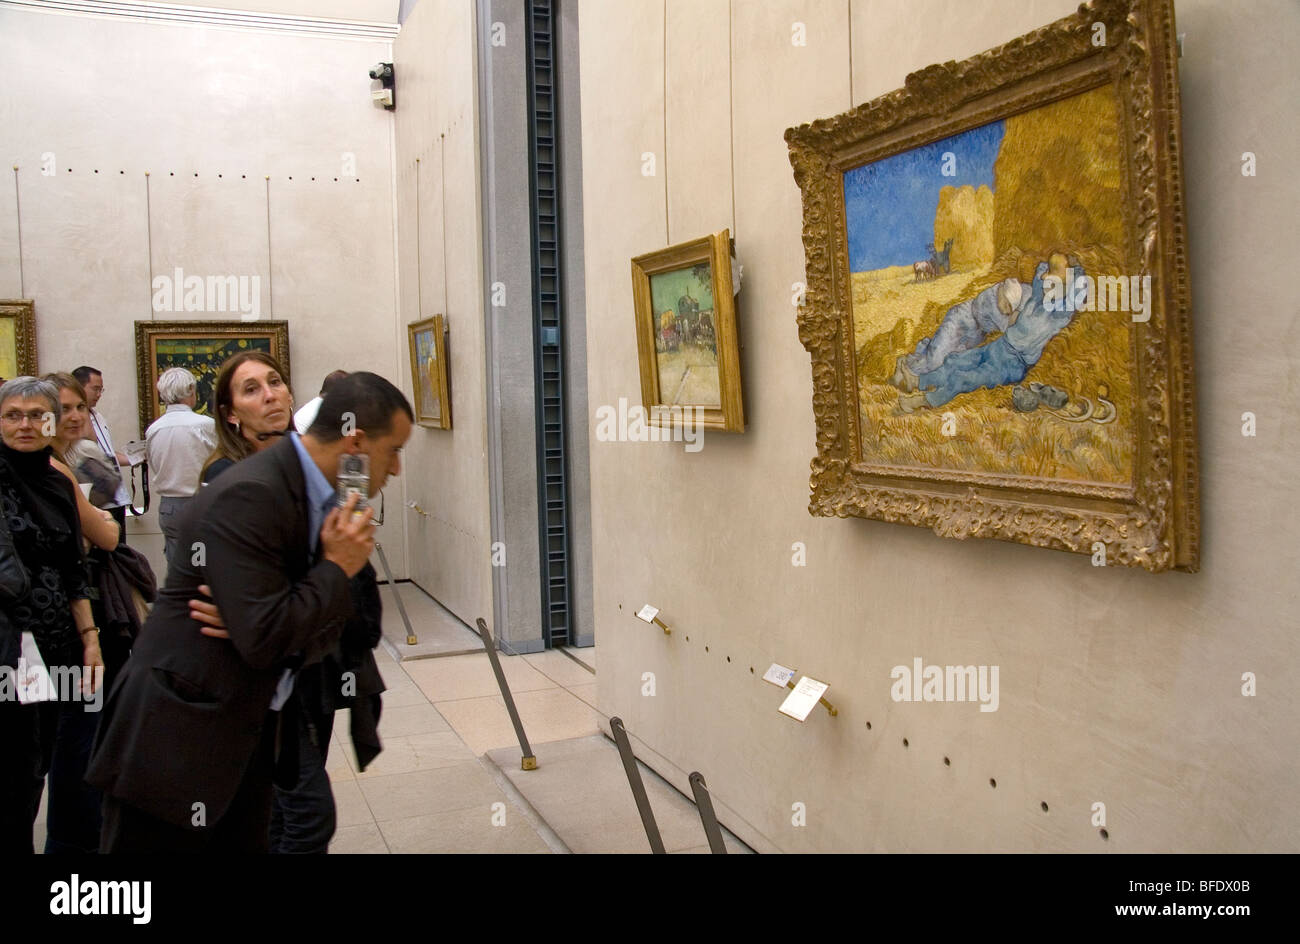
top-left (0, 3), bottom-right (408, 579)
top-left (391, 0), bottom-right (493, 628)
top-left (580, 0), bottom-right (1300, 852)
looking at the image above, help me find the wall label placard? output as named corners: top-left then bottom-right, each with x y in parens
top-left (779, 676), bottom-right (830, 722)
top-left (763, 663), bottom-right (796, 688)
top-left (636, 605), bottom-right (660, 623)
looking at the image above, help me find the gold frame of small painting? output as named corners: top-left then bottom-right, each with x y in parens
top-left (631, 229), bottom-right (744, 433)
top-left (407, 315), bottom-right (451, 429)
top-left (0, 299), bottom-right (39, 379)
top-left (134, 320), bottom-right (290, 436)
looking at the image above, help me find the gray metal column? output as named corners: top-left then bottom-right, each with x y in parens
top-left (478, 0), bottom-right (543, 654)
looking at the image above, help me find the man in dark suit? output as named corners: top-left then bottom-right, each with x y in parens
top-left (87, 372), bottom-right (412, 852)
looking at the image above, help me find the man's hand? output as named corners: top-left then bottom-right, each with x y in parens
top-left (321, 492), bottom-right (376, 578)
top-left (190, 583), bottom-right (230, 639)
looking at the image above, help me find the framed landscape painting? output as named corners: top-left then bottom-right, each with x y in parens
top-left (0, 299), bottom-right (38, 379)
top-left (630, 229), bottom-right (744, 432)
top-left (134, 320), bottom-right (290, 435)
top-left (408, 315), bottom-right (451, 429)
top-left (785, 0), bottom-right (1197, 571)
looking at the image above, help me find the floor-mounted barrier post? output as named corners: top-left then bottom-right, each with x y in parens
top-left (609, 717), bottom-right (666, 854)
top-left (374, 542), bottom-right (418, 646)
top-left (688, 772), bottom-right (728, 854)
top-left (475, 618), bottom-right (538, 770)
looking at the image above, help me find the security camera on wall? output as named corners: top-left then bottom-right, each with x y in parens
top-left (369, 61), bottom-right (395, 110)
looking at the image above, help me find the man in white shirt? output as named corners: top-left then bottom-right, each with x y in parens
top-left (73, 365), bottom-right (133, 538)
top-left (146, 367), bottom-right (218, 566)
top-left (294, 369), bottom-right (349, 434)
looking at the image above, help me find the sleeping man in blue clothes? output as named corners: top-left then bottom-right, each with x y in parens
top-left (895, 252), bottom-right (1085, 413)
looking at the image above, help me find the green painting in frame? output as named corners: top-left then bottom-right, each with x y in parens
top-left (134, 320), bottom-right (290, 436)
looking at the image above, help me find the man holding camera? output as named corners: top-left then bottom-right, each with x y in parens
top-left (88, 373), bottom-right (412, 852)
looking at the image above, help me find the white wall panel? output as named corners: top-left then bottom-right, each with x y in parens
top-left (392, 0), bottom-right (491, 629)
top-left (581, 0), bottom-right (1300, 852)
top-left (0, 2), bottom-right (403, 576)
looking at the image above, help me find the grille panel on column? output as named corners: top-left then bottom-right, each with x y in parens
top-left (527, 0), bottom-right (570, 647)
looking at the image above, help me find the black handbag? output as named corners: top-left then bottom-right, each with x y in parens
top-left (0, 507), bottom-right (30, 667)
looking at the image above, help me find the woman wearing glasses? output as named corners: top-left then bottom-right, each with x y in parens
top-left (0, 377), bottom-right (103, 854)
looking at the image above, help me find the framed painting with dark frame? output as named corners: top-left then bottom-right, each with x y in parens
top-left (407, 315), bottom-right (451, 429)
top-left (134, 320), bottom-right (291, 436)
top-left (0, 299), bottom-right (38, 379)
top-left (631, 229), bottom-right (744, 433)
top-left (785, 0), bottom-right (1197, 571)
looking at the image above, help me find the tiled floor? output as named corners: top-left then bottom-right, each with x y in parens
top-left (35, 582), bottom-right (745, 854)
top-left (325, 642), bottom-right (596, 853)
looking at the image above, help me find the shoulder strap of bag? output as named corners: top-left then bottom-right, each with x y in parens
top-left (127, 461), bottom-right (149, 516)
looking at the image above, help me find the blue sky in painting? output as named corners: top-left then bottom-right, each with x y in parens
top-left (844, 119), bottom-right (1005, 272)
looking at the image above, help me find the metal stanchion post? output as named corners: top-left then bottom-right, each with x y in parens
top-left (609, 717), bottom-right (666, 854)
top-left (475, 618), bottom-right (537, 770)
top-left (374, 542), bottom-right (418, 646)
top-left (688, 771), bottom-right (728, 854)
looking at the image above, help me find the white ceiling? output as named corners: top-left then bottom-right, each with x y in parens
top-left (180, 0), bottom-right (401, 22)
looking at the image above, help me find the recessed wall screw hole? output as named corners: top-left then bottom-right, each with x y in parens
top-left (1040, 802), bottom-right (1049, 813)
top-left (989, 778), bottom-right (997, 789)
top-left (902, 738), bottom-right (909, 748)
top-left (943, 756), bottom-right (950, 766)
top-left (1099, 828), bottom-right (1109, 841)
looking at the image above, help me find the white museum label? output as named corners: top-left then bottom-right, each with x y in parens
top-left (779, 676), bottom-right (830, 722)
top-left (762, 663), bottom-right (797, 687)
top-left (636, 605), bottom-right (660, 623)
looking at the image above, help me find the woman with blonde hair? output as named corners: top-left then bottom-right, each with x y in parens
top-left (41, 372), bottom-right (120, 552)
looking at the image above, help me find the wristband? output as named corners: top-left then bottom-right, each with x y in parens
top-left (79, 626), bottom-right (100, 637)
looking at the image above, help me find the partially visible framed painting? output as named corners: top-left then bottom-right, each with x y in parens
top-left (134, 320), bottom-right (290, 435)
top-left (630, 229), bottom-right (744, 432)
top-left (408, 315), bottom-right (451, 429)
top-left (785, 0), bottom-right (1197, 571)
top-left (0, 299), bottom-right (38, 379)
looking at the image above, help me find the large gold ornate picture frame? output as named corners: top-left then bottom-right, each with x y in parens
top-left (785, 0), bottom-right (1197, 572)
top-left (134, 320), bottom-right (291, 435)
top-left (631, 229), bottom-right (744, 432)
top-left (0, 299), bottom-right (38, 378)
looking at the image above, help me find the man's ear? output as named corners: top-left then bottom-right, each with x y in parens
top-left (344, 430), bottom-right (366, 454)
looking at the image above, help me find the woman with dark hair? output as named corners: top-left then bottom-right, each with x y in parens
top-left (0, 377), bottom-right (102, 854)
top-left (200, 350), bottom-right (294, 483)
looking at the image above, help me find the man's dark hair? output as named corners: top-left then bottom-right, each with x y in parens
top-left (319, 369), bottom-right (349, 397)
top-left (72, 366), bottom-right (102, 385)
top-left (307, 371), bottom-right (412, 443)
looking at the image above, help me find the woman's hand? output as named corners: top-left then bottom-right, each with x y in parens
top-left (190, 584), bottom-right (230, 639)
top-left (81, 632), bottom-right (104, 694)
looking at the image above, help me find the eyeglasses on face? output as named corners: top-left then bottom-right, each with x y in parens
top-left (1, 410), bottom-right (52, 426)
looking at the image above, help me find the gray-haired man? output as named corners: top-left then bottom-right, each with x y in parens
top-left (145, 367), bottom-right (217, 566)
